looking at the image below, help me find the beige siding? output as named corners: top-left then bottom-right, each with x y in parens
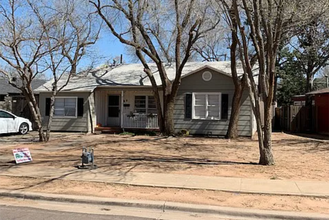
top-left (174, 68), bottom-right (252, 136)
top-left (94, 88), bottom-right (163, 127)
top-left (39, 92), bottom-right (91, 132)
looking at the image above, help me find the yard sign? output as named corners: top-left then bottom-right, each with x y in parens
top-left (13, 148), bottom-right (32, 164)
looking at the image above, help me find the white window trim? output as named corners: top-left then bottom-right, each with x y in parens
top-left (134, 95), bottom-right (157, 115)
top-left (53, 96), bottom-right (78, 118)
top-left (192, 92), bottom-right (221, 120)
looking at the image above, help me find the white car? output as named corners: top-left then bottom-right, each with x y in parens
top-left (0, 109), bottom-right (33, 135)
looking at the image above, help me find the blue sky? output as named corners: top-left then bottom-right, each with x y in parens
top-left (81, 32), bottom-right (130, 70)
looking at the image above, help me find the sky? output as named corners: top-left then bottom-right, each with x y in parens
top-left (79, 31), bottom-right (130, 71)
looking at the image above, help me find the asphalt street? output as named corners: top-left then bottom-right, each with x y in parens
top-left (0, 205), bottom-right (152, 220)
top-left (0, 198), bottom-right (237, 220)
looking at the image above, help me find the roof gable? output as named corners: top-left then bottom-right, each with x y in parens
top-left (181, 65), bottom-right (234, 80)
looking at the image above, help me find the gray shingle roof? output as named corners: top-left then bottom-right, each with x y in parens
top-left (306, 87), bottom-right (329, 95)
top-left (36, 61), bottom-right (245, 92)
top-left (0, 78), bottom-right (47, 95)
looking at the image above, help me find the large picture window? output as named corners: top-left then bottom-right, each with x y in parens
top-left (134, 96), bottom-right (157, 114)
top-left (192, 93), bottom-right (221, 120)
top-left (54, 97), bottom-right (77, 117)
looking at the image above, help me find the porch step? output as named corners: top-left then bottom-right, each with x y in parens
top-left (95, 127), bottom-right (123, 134)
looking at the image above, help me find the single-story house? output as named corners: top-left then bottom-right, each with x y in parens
top-left (35, 61), bottom-right (256, 136)
top-left (306, 88), bottom-right (329, 135)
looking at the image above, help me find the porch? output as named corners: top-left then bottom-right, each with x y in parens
top-left (94, 88), bottom-right (161, 130)
top-left (122, 113), bottom-right (159, 129)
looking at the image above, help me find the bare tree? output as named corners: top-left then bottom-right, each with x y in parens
top-left (217, 0), bottom-right (327, 165)
top-left (0, 0), bottom-right (100, 141)
top-left (55, 0), bottom-right (101, 75)
top-left (28, 0), bottom-right (101, 141)
top-left (90, 0), bottom-right (219, 135)
top-left (193, 24), bottom-right (229, 62)
top-left (0, 0), bottom-right (52, 141)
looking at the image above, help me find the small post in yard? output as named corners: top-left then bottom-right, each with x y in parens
top-left (78, 147), bottom-right (97, 169)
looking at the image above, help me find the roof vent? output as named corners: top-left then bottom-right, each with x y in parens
top-left (202, 71), bottom-right (212, 81)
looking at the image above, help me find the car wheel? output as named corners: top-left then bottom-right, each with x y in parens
top-left (19, 123), bottom-right (29, 135)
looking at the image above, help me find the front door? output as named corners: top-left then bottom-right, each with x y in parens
top-left (107, 95), bottom-right (120, 127)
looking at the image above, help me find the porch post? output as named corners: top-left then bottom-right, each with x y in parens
top-left (121, 90), bottom-right (124, 129)
top-left (88, 91), bottom-right (96, 133)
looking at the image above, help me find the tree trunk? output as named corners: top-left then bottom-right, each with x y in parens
top-left (258, 102), bottom-right (275, 165)
top-left (226, 11), bottom-right (243, 140)
top-left (70, 63), bottom-right (77, 75)
top-left (163, 96), bottom-right (176, 136)
top-left (157, 111), bottom-right (165, 134)
top-left (259, 128), bottom-right (275, 165)
top-left (226, 85), bottom-right (243, 139)
top-left (45, 96), bottom-right (55, 142)
top-left (248, 87), bottom-right (275, 166)
top-left (23, 89), bottom-right (45, 142)
top-left (306, 71), bottom-right (314, 94)
top-left (305, 71), bottom-right (314, 132)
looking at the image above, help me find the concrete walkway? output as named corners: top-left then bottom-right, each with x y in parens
top-left (1, 164), bottom-right (329, 197)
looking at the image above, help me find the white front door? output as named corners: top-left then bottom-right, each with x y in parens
top-left (107, 95), bottom-right (120, 127)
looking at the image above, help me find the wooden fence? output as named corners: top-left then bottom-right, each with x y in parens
top-left (275, 105), bottom-right (316, 133)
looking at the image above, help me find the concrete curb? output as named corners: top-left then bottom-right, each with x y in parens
top-left (0, 189), bottom-right (329, 220)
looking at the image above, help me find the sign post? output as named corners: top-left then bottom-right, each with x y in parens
top-left (13, 148), bottom-right (33, 164)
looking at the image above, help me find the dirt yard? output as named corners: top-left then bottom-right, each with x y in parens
top-left (0, 132), bottom-right (329, 214)
top-left (1, 132), bottom-right (328, 181)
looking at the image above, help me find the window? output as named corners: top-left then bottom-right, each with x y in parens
top-left (147, 96), bottom-right (157, 114)
top-left (0, 110), bottom-right (14, 118)
top-left (54, 97), bottom-right (77, 117)
top-left (134, 96), bottom-right (157, 114)
top-left (192, 93), bottom-right (221, 120)
top-left (0, 95), bottom-right (5, 102)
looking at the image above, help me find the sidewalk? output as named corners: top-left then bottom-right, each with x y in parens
top-left (1, 164), bottom-right (329, 197)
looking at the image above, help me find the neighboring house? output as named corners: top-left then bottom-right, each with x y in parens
top-left (307, 88), bottom-right (329, 135)
top-left (35, 62), bottom-right (256, 136)
top-left (0, 78), bottom-right (47, 123)
top-left (291, 95), bottom-right (307, 106)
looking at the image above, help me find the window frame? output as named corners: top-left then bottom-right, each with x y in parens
top-left (192, 92), bottom-right (221, 120)
top-left (134, 95), bottom-right (157, 115)
top-left (53, 96), bottom-right (78, 118)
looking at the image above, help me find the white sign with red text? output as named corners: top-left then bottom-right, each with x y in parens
top-left (13, 148), bottom-right (33, 164)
